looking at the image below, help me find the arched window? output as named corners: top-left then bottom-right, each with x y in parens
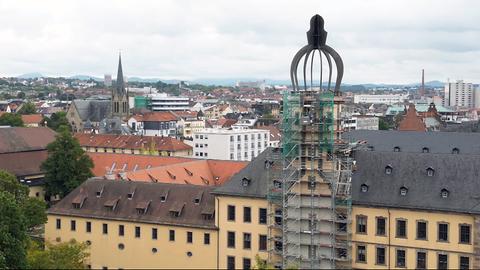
top-left (422, 147), bottom-right (429, 153)
top-left (452, 148), bottom-right (459, 154)
top-left (400, 187), bottom-right (408, 196)
top-left (441, 189), bottom-right (449, 198)
top-left (426, 167), bottom-right (435, 177)
top-left (393, 146), bottom-right (401, 152)
top-left (385, 165), bottom-right (393, 175)
top-left (360, 184), bottom-right (369, 193)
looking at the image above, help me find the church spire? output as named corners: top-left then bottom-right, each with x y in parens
top-left (115, 53), bottom-right (126, 96)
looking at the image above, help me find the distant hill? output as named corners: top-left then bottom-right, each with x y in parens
top-left (69, 75), bottom-right (102, 81)
top-left (17, 72), bottom-right (43, 79)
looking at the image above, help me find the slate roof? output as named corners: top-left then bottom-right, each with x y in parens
top-left (0, 150), bottom-right (47, 177)
top-left (352, 151), bottom-right (480, 215)
top-left (213, 148), bottom-right (276, 198)
top-left (48, 178), bottom-right (217, 229)
top-left (344, 130), bottom-right (480, 154)
top-left (0, 127), bottom-right (56, 153)
top-left (72, 100), bottom-right (111, 122)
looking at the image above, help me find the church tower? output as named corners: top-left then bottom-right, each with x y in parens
top-left (111, 54), bottom-right (129, 119)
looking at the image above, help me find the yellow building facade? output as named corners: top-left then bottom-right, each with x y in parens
top-left (352, 206), bottom-right (476, 269)
top-left (45, 215), bottom-right (217, 269)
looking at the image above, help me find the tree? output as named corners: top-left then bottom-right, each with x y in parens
top-left (44, 112), bottom-right (70, 132)
top-left (17, 91), bottom-right (26, 99)
top-left (27, 240), bottom-right (89, 269)
top-left (378, 117), bottom-right (390, 130)
top-left (0, 113), bottom-right (24, 127)
top-left (41, 127), bottom-right (94, 198)
top-left (18, 102), bottom-right (37, 115)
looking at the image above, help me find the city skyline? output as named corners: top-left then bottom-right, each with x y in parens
top-left (1, 0), bottom-right (480, 84)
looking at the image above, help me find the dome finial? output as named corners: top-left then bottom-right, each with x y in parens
top-left (307, 14), bottom-right (327, 48)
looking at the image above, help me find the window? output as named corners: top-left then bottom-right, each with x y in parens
top-left (86, 221), bottom-right (91, 233)
top-left (259, 235), bottom-right (267, 251)
top-left (459, 224), bottom-right (471, 244)
top-left (243, 207), bottom-right (251, 223)
top-left (417, 251), bottom-right (426, 269)
top-left (204, 233), bottom-right (210, 245)
top-left (70, 220), bottom-right (76, 231)
top-left (376, 247), bottom-right (385, 265)
top-left (426, 167), bottom-right (434, 176)
top-left (393, 146), bottom-right (401, 152)
top-left (227, 256), bottom-right (235, 270)
top-left (259, 208), bottom-right (267, 224)
top-left (308, 245), bottom-right (317, 259)
top-left (376, 217), bottom-right (386, 236)
top-left (422, 147), bottom-right (429, 153)
top-left (400, 187), bottom-right (408, 196)
top-left (356, 245), bottom-right (366, 263)
top-left (417, 221), bottom-right (427, 240)
top-left (118, 225), bottom-right (124, 236)
top-left (243, 258), bottom-right (251, 270)
top-left (243, 233), bottom-right (251, 249)
top-left (102, 223), bottom-right (108, 235)
top-left (230, 136), bottom-right (233, 142)
top-left (135, 226), bottom-right (141, 238)
top-left (460, 256), bottom-right (470, 270)
top-left (441, 189), bottom-right (449, 198)
top-left (152, 228), bottom-right (157, 240)
top-left (361, 184), bottom-right (368, 193)
top-left (396, 219), bottom-right (407, 238)
top-left (227, 231), bottom-right (235, 248)
top-left (56, 218), bottom-right (61, 229)
top-left (438, 254), bottom-right (448, 270)
top-left (187, 231), bottom-right (193, 243)
top-left (396, 249), bottom-right (406, 267)
top-left (356, 215), bottom-right (367, 234)
top-left (452, 147), bottom-right (459, 154)
top-left (228, 205), bottom-right (235, 221)
top-left (438, 223), bottom-right (448, 242)
top-left (385, 165), bottom-right (392, 175)
top-left (169, 230), bottom-right (175, 241)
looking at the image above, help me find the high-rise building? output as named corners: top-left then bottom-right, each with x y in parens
top-left (444, 80), bottom-right (476, 108)
top-left (111, 54), bottom-right (129, 119)
top-left (104, 74), bottom-right (112, 87)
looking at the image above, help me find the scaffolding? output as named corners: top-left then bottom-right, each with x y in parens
top-left (265, 14), bottom-right (353, 269)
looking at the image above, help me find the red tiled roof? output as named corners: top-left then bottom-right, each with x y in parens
top-left (125, 159), bottom-right (247, 186)
top-left (398, 104), bottom-right (427, 132)
top-left (74, 133), bottom-right (192, 152)
top-left (131, 111), bottom-right (177, 122)
top-left (258, 125), bottom-right (281, 141)
top-left (87, 153), bottom-right (193, 177)
top-left (21, 114), bottom-right (44, 124)
top-left (0, 150), bottom-right (48, 177)
top-left (172, 111), bottom-right (198, 119)
top-left (216, 118), bottom-right (237, 128)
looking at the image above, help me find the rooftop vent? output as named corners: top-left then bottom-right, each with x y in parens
top-left (400, 186), bottom-right (408, 196)
top-left (385, 165), bottom-right (393, 175)
top-left (452, 148), bottom-right (459, 154)
top-left (360, 184), bottom-right (368, 193)
top-left (200, 176), bottom-right (209, 185)
top-left (184, 168), bottom-right (193, 176)
top-left (422, 147), bottom-right (429, 153)
top-left (441, 188), bottom-right (449, 198)
top-left (426, 167), bottom-right (435, 177)
top-left (167, 171), bottom-right (176, 180)
top-left (393, 146), bottom-right (401, 152)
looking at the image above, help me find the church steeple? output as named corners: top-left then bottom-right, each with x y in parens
top-left (111, 53), bottom-right (129, 119)
top-left (115, 53), bottom-right (126, 96)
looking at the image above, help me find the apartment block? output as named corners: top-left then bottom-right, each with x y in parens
top-left (192, 128), bottom-right (269, 161)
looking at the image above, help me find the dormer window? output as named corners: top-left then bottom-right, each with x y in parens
top-left (393, 146), bottom-right (401, 152)
top-left (127, 187), bottom-right (136, 200)
top-left (441, 189), bottom-right (449, 198)
top-left (135, 200), bottom-right (151, 215)
top-left (96, 186), bottom-right (105, 198)
top-left (72, 193), bottom-right (87, 209)
top-left (104, 198), bottom-right (120, 211)
top-left (360, 184), bottom-right (368, 193)
top-left (385, 165), bottom-right (393, 175)
top-left (426, 167), bottom-right (435, 177)
top-left (194, 191), bottom-right (204, 205)
top-left (242, 177), bottom-right (251, 187)
top-left (160, 189), bottom-right (169, 202)
top-left (452, 148), bottom-right (459, 154)
top-left (273, 180), bottom-right (282, 189)
top-left (422, 147), bottom-right (429, 153)
top-left (169, 202), bottom-right (185, 217)
top-left (400, 187), bottom-right (408, 196)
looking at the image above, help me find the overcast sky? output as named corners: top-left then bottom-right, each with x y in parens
top-left (1, 0), bottom-right (479, 84)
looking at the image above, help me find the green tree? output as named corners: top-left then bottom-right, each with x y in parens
top-left (18, 102), bottom-right (37, 115)
top-left (378, 117), bottom-right (390, 130)
top-left (41, 127), bottom-right (94, 198)
top-left (0, 192), bottom-right (27, 269)
top-left (44, 112), bottom-right (70, 132)
top-left (27, 240), bottom-right (89, 269)
top-left (17, 91), bottom-right (26, 99)
top-left (0, 113), bottom-right (24, 127)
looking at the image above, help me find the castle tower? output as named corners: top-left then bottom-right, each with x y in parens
top-left (112, 54), bottom-right (129, 119)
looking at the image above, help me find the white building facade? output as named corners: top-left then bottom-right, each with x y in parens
top-left (353, 94), bottom-right (409, 104)
top-left (192, 128), bottom-right (270, 161)
top-left (444, 80), bottom-right (479, 108)
top-left (343, 116), bottom-right (379, 130)
top-left (149, 93), bottom-right (190, 111)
